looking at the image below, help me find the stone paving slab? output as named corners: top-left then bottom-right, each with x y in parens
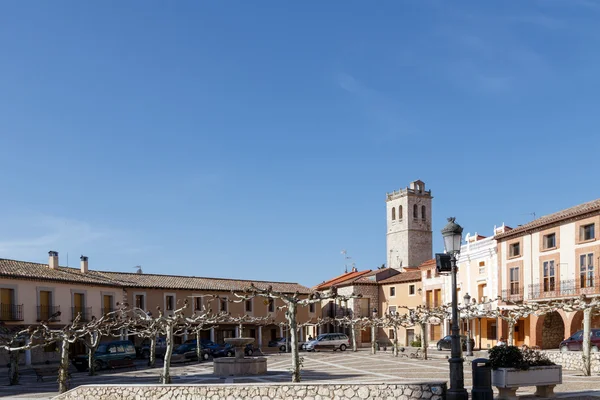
top-left (1, 349), bottom-right (599, 399)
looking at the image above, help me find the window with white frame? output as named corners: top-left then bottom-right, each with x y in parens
top-left (509, 267), bottom-right (520, 295)
top-left (389, 287), bottom-right (396, 297)
top-left (309, 302), bottom-right (315, 313)
top-left (268, 298), bottom-right (275, 313)
top-left (388, 306), bottom-right (397, 315)
top-left (543, 260), bottom-right (556, 292)
top-left (245, 299), bottom-right (253, 313)
top-left (479, 261), bottom-right (486, 275)
top-left (580, 253), bottom-right (594, 288)
top-left (409, 284), bottom-right (416, 295)
top-left (509, 242), bottom-right (521, 257)
top-left (194, 296), bottom-right (202, 311)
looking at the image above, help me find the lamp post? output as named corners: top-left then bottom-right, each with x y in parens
top-left (441, 217), bottom-right (468, 400)
top-left (463, 292), bottom-right (473, 357)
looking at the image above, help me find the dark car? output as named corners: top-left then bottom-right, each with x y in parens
top-left (436, 335), bottom-right (475, 351)
top-left (170, 343), bottom-right (211, 363)
top-left (73, 340), bottom-right (136, 372)
top-left (136, 337), bottom-right (167, 359)
top-left (212, 343), bottom-right (254, 357)
top-left (268, 337), bottom-right (305, 352)
top-left (559, 329), bottom-right (600, 352)
top-left (184, 339), bottom-right (220, 356)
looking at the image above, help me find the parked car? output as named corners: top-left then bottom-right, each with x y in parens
top-left (436, 335), bottom-right (475, 351)
top-left (184, 338), bottom-right (220, 357)
top-left (170, 343), bottom-right (211, 363)
top-left (137, 337), bottom-right (167, 359)
top-left (212, 343), bottom-right (255, 357)
top-left (304, 333), bottom-right (350, 352)
top-left (73, 340), bottom-right (136, 372)
top-left (269, 337), bottom-right (304, 352)
top-left (559, 329), bottom-right (600, 352)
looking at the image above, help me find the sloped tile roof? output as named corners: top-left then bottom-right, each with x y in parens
top-left (0, 259), bottom-right (122, 287)
top-left (313, 270), bottom-right (372, 291)
top-left (495, 198), bottom-right (600, 240)
top-left (95, 271), bottom-right (311, 294)
top-left (418, 259), bottom-right (436, 270)
top-left (378, 271), bottom-right (421, 284)
top-left (0, 258), bottom-right (311, 294)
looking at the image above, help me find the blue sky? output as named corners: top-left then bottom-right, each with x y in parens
top-left (1, 0), bottom-right (599, 287)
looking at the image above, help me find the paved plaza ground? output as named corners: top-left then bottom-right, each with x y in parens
top-left (3, 348), bottom-right (600, 399)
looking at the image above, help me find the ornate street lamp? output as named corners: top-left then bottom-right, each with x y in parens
top-left (463, 292), bottom-right (473, 356)
top-left (441, 217), bottom-right (468, 400)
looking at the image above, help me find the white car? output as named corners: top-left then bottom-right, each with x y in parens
top-left (304, 333), bottom-right (350, 352)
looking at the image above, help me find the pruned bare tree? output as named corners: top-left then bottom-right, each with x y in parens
top-left (547, 295), bottom-right (600, 376)
top-left (0, 324), bottom-right (48, 385)
top-left (397, 304), bottom-right (448, 360)
top-left (494, 299), bottom-right (552, 346)
top-left (235, 284), bottom-right (360, 382)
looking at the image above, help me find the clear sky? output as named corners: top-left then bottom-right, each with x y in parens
top-left (1, 1), bottom-right (599, 287)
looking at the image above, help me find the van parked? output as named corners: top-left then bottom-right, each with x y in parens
top-left (304, 333), bottom-right (350, 352)
top-left (73, 340), bottom-right (136, 372)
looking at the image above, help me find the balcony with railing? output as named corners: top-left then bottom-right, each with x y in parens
top-left (529, 275), bottom-right (600, 300)
top-left (37, 305), bottom-right (61, 322)
top-left (71, 307), bottom-right (92, 322)
top-left (0, 304), bottom-right (24, 321)
top-left (500, 287), bottom-right (524, 303)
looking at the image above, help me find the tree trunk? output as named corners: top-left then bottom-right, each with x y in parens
top-left (87, 333), bottom-right (100, 376)
top-left (420, 322), bottom-right (428, 360)
top-left (582, 307), bottom-right (592, 376)
top-left (148, 336), bottom-right (157, 368)
top-left (196, 330), bottom-right (202, 363)
top-left (58, 339), bottom-right (70, 393)
top-left (507, 321), bottom-right (515, 346)
top-left (371, 325), bottom-right (377, 355)
top-left (351, 323), bottom-right (357, 352)
top-left (8, 350), bottom-right (19, 385)
top-left (161, 325), bottom-right (174, 384)
top-left (288, 303), bottom-right (301, 382)
top-left (393, 326), bottom-right (399, 357)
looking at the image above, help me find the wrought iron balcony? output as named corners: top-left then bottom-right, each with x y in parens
top-left (500, 288), bottom-right (524, 303)
top-left (0, 304), bottom-right (23, 321)
top-left (71, 307), bottom-right (92, 322)
top-left (37, 305), bottom-right (61, 322)
top-left (529, 276), bottom-right (600, 300)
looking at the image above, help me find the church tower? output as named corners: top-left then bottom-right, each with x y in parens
top-left (386, 180), bottom-right (433, 270)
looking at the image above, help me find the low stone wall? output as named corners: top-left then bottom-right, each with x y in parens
top-left (541, 351), bottom-right (600, 373)
top-left (55, 382), bottom-right (447, 400)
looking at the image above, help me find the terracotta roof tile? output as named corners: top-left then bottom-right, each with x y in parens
top-left (96, 271), bottom-right (311, 294)
top-left (495, 198), bottom-right (600, 240)
top-left (0, 259), bottom-right (122, 287)
top-left (378, 271), bottom-right (421, 284)
top-left (418, 259), bottom-right (436, 270)
top-left (0, 258), bottom-right (311, 294)
top-left (313, 270), bottom-right (372, 291)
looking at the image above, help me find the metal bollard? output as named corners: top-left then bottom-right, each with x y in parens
top-left (471, 358), bottom-right (493, 400)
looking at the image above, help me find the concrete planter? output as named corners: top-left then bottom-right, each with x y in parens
top-left (492, 365), bottom-right (562, 399)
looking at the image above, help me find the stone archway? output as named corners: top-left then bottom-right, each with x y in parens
top-left (541, 311), bottom-right (566, 349)
top-left (568, 311), bottom-right (584, 337)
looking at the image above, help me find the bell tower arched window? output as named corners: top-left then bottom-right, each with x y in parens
top-left (391, 207), bottom-right (396, 220)
top-left (421, 205), bottom-right (426, 220)
top-left (399, 205), bottom-right (403, 219)
top-left (413, 204), bottom-right (418, 219)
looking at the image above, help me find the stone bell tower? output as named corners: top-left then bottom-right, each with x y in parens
top-left (385, 180), bottom-right (433, 270)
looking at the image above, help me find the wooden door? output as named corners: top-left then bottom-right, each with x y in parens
top-left (103, 295), bottom-right (112, 313)
top-left (0, 289), bottom-right (13, 319)
top-left (431, 324), bottom-right (442, 341)
top-left (40, 291), bottom-right (51, 319)
top-left (434, 290), bottom-right (442, 307)
top-left (74, 293), bottom-right (84, 316)
top-left (361, 328), bottom-right (371, 343)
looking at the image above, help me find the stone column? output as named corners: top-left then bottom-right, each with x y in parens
top-left (183, 329), bottom-right (188, 342)
top-left (258, 326), bottom-right (263, 347)
top-left (279, 326), bottom-right (283, 338)
top-left (210, 327), bottom-right (215, 342)
top-left (300, 327), bottom-right (305, 342)
top-left (235, 326), bottom-right (240, 338)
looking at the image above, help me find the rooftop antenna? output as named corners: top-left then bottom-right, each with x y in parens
top-left (133, 265), bottom-right (143, 274)
top-left (341, 250), bottom-right (352, 273)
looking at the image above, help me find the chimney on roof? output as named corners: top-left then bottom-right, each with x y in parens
top-left (48, 251), bottom-right (58, 270)
top-left (351, 266), bottom-right (358, 272)
top-left (80, 255), bottom-right (88, 273)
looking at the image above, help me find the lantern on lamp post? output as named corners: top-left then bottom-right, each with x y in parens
top-left (440, 217), bottom-right (468, 400)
